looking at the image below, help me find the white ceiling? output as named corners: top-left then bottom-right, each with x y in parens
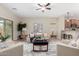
top-left (2, 3), bottom-right (79, 18)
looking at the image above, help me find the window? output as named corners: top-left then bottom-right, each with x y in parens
top-left (0, 18), bottom-right (13, 40)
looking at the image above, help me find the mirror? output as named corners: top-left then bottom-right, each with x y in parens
top-left (0, 17), bottom-right (13, 40)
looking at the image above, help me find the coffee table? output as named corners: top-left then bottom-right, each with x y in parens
top-left (33, 40), bottom-right (48, 52)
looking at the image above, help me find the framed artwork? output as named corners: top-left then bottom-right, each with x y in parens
top-left (33, 23), bottom-right (43, 33)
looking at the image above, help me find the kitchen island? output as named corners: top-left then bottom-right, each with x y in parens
top-left (0, 40), bottom-right (23, 56)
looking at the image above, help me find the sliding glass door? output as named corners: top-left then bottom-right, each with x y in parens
top-left (0, 17), bottom-right (13, 40)
top-left (0, 19), bottom-right (4, 35)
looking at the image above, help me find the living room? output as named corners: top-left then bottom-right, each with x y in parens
top-left (1, 2), bottom-right (79, 56)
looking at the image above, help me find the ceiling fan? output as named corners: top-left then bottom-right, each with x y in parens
top-left (36, 3), bottom-right (51, 12)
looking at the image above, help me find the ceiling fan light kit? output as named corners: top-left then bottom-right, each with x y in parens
top-left (36, 3), bottom-right (51, 12)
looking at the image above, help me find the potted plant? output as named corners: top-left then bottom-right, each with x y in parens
top-left (0, 34), bottom-right (10, 42)
top-left (17, 22), bottom-right (27, 34)
top-left (17, 22), bottom-right (27, 40)
top-left (35, 36), bottom-right (41, 39)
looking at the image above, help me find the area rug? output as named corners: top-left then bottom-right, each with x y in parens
top-left (23, 41), bottom-right (57, 56)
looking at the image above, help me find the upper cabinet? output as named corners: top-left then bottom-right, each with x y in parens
top-left (65, 19), bottom-right (79, 31)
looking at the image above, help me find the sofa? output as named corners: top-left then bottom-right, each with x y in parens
top-left (29, 33), bottom-right (50, 43)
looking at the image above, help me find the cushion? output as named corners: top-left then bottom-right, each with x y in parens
top-left (30, 34), bottom-right (34, 37)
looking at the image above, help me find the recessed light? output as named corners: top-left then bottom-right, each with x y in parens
top-left (12, 8), bottom-right (17, 10)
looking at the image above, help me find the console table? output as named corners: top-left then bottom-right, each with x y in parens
top-left (33, 40), bottom-right (48, 52)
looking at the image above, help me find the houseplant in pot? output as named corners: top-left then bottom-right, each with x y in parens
top-left (17, 22), bottom-right (27, 40)
top-left (0, 34), bottom-right (10, 42)
top-left (0, 33), bottom-right (10, 48)
top-left (17, 22), bottom-right (27, 34)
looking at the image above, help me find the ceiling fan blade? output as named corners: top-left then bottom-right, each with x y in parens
top-left (45, 3), bottom-right (50, 6)
top-left (36, 8), bottom-right (41, 10)
top-left (37, 4), bottom-right (43, 7)
top-left (46, 8), bottom-right (51, 10)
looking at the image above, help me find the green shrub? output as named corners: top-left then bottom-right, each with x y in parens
top-left (0, 35), bottom-right (10, 42)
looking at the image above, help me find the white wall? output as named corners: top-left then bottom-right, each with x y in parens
top-left (57, 16), bottom-right (65, 39)
top-left (21, 17), bottom-right (58, 35)
top-left (0, 4), bottom-right (20, 40)
top-left (21, 16), bottom-right (65, 39)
